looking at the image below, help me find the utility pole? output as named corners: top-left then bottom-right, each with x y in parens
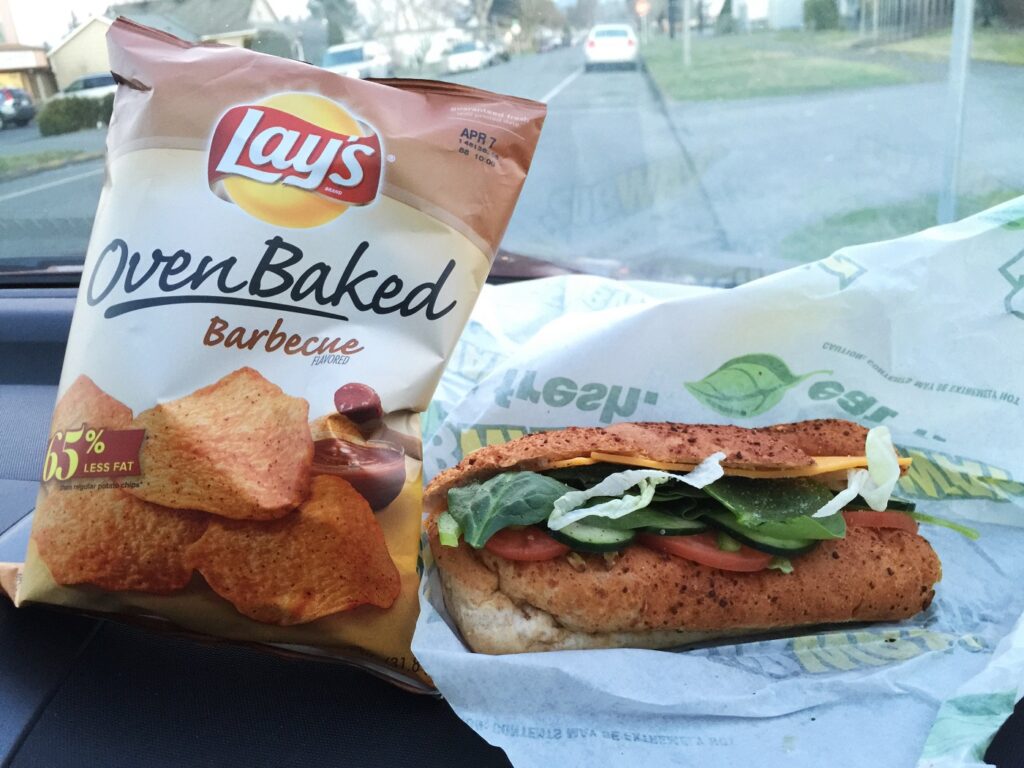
top-left (937, 0), bottom-right (975, 223)
top-left (682, 0), bottom-right (691, 67)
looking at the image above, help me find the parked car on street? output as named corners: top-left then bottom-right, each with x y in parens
top-left (583, 24), bottom-right (640, 71)
top-left (485, 41), bottom-right (511, 64)
top-left (53, 73), bottom-right (118, 101)
top-left (0, 87), bottom-right (35, 128)
top-left (321, 41), bottom-right (393, 79)
top-left (444, 41), bottom-right (491, 74)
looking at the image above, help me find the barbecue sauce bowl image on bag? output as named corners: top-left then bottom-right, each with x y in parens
top-left (12, 18), bottom-right (545, 691)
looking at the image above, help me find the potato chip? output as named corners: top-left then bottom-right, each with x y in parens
top-left (127, 368), bottom-right (313, 520)
top-left (309, 413), bottom-right (366, 444)
top-left (51, 375), bottom-right (132, 432)
top-left (33, 487), bottom-right (207, 593)
top-left (185, 475), bottom-right (400, 625)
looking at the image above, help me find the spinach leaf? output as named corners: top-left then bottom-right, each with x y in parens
top-left (447, 472), bottom-right (571, 548)
top-left (545, 464), bottom-right (619, 489)
top-left (576, 499), bottom-right (699, 530)
top-left (704, 477), bottom-right (845, 540)
top-left (545, 465), bottom-right (707, 500)
top-left (652, 483), bottom-right (708, 501)
top-left (755, 514), bottom-right (846, 540)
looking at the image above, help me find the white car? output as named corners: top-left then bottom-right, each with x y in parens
top-left (444, 41), bottom-right (490, 74)
top-left (53, 73), bottom-right (118, 100)
top-left (583, 24), bottom-right (639, 71)
top-left (321, 41), bottom-right (393, 79)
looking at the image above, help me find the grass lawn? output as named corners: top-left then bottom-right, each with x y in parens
top-left (0, 150), bottom-right (100, 178)
top-left (780, 188), bottom-right (1024, 262)
top-left (881, 27), bottom-right (1024, 65)
top-left (644, 32), bottom-right (917, 100)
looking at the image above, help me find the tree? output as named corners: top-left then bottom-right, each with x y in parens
top-left (308, 0), bottom-right (358, 45)
top-left (472, 0), bottom-right (497, 34)
top-left (567, 0), bottom-right (598, 28)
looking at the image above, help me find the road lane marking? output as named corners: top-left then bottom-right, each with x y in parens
top-left (0, 166), bottom-right (104, 203)
top-left (541, 68), bottom-right (583, 104)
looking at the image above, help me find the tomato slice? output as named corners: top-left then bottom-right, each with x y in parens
top-left (637, 532), bottom-right (773, 572)
top-left (484, 527), bottom-right (571, 561)
top-left (844, 510), bottom-right (918, 533)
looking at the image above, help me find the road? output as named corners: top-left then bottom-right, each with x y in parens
top-left (2, 45), bottom-right (1023, 283)
top-left (0, 125), bottom-right (106, 265)
top-left (448, 48), bottom-right (731, 281)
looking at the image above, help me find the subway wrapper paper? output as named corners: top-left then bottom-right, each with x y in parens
top-left (415, 197), bottom-right (1024, 767)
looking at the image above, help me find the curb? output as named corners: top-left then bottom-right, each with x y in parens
top-left (0, 151), bottom-right (105, 184)
top-left (639, 57), bottom-right (732, 252)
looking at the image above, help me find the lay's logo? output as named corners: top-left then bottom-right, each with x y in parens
top-left (208, 93), bottom-right (383, 228)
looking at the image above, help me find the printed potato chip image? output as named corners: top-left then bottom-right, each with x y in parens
top-left (309, 413), bottom-right (366, 444)
top-left (51, 374), bottom-right (132, 432)
top-left (33, 489), bottom-right (207, 593)
top-left (185, 475), bottom-right (401, 625)
top-left (128, 368), bottom-right (313, 520)
top-left (33, 376), bottom-right (207, 593)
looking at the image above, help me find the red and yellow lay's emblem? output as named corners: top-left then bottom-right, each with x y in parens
top-left (208, 93), bottom-right (382, 228)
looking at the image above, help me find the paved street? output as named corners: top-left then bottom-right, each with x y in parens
top-left (0, 125), bottom-right (107, 157)
top-left (1, 44), bottom-right (1023, 283)
top-left (449, 47), bottom-right (730, 281)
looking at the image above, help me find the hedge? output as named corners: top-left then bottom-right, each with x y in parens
top-left (38, 94), bottom-right (115, 137)
top-left (804, 0), bottom-right (840, 30)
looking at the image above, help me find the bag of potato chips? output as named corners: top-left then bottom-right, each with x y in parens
top-left (14, 18), bottom-right (545, 689)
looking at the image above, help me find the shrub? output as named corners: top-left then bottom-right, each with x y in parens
top-left (98, 93), bottom-right (115, 125)
top-left (804, 0), bottom-right (840, 29)
top-left (37, 96), bottom-right (112, 137)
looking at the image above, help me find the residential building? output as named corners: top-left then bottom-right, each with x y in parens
top-left (0, 0), bottom-right (58, 99)
top-left (48, 0), bottom-right (300, 93)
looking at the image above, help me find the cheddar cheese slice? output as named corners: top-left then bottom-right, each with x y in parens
top-left (546, 452), bottom-right (912, 478)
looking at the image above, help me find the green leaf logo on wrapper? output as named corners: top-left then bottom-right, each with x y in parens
top-left (685, 354), bottom-right (831, 418)
top-left (999, 249), bottom-right (1024, 321)
top-left (817, 253), bottom-right (867, 290)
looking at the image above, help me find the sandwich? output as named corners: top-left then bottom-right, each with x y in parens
top-left (424, 419), bottom-right (944, 655)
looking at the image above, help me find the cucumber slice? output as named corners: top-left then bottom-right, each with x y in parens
top-left (640, 518), bottom-right (709, 536)
top-left (549, 521), bottom-right (636, 553)
top-left (576, 508), bottom-right (708, 535)
top-left (700, 511), bottom-right (819, 556)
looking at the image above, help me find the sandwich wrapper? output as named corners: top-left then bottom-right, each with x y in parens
top-left (413, 196), bottom-right (1024, 767)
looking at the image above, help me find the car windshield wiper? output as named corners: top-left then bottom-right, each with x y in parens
top-left (0, 263), bottom-right (83, 288)
top-left (488, 249), bottom-right (581, 284)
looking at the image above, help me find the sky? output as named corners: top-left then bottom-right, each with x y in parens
top-left (9, 0), bottom-right (311, 48)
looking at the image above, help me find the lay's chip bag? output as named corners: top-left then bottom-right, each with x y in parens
top-left (14, 18), bottom-right (545, 689)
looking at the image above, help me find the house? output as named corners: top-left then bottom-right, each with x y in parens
top-left (48, 0), bottom-right (299, 93)
top-left (0, 43), bottom-right (58, 100)
top-left (107, 0), bottom-right (283, 49)
top-left (0, 0), bottom-right (58, 99)
top-left (47, 15), bottom-right (115, 92)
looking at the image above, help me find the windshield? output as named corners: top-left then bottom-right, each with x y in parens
top-left (322, 46), bottom-right (365, 66)
top-left (0, 0), bottom-right (1021, 286)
